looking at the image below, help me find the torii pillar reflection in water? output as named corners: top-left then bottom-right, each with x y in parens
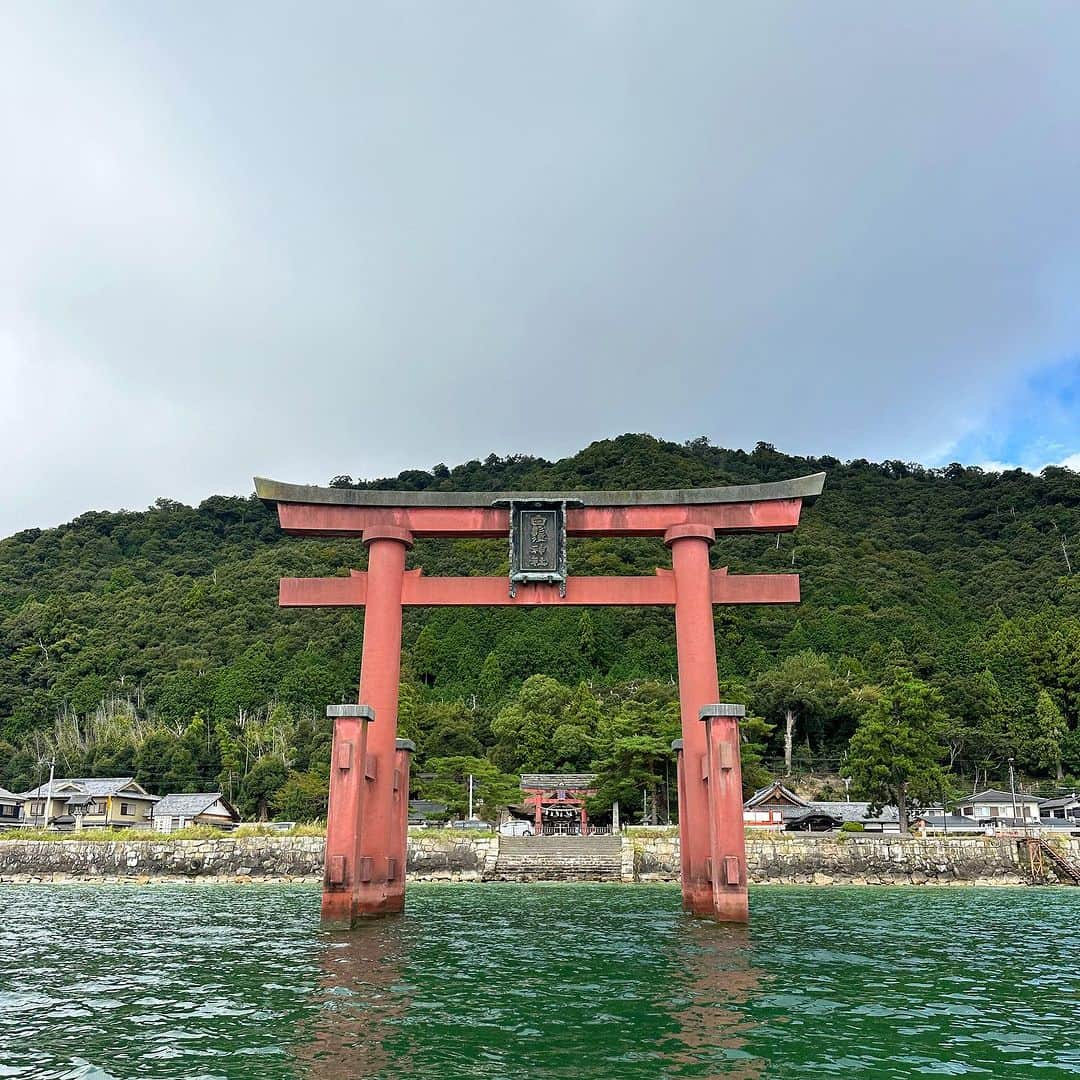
top-left (256, 474), bottom-right (825, 926)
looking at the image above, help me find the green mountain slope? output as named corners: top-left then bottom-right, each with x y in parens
top-left (2, 434), bottom-right (1078, 812)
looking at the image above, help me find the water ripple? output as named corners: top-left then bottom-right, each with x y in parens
top-left (0, 884), bottom-right (1078, 1078)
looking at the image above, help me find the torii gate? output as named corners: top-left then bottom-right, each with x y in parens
top-left (256, 473), bottom-right (825, 927)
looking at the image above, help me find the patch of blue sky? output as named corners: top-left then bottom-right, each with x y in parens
top-left (929, 356), bottom-right (1080, 473)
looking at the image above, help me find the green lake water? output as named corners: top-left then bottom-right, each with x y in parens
top-left (1, 883), bottom-right (1078, 1079)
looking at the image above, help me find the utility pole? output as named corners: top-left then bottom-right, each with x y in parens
top-left (1008, 757), bottom-right (1019, 825)
top-left (36, 755), bottom-right (55, 830)
top-left (467, 774), bottom-right (474, 820)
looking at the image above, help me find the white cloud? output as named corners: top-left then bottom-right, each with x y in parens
top-left (3, 3), bottom-right (1080, 535)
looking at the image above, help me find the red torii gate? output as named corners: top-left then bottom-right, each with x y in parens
top-left (256, 473), bottom-right (825, 926)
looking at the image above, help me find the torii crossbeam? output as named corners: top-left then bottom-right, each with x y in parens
top-left (256, 472), bottom-right (825, 926)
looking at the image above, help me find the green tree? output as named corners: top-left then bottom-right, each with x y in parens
top-left (1026, 690), bottom-right (1068, 779)
top-left (847, 675), bottom-right (949, 833)
top-left (591, 734), bottom-right (672, 825)
top-left (753, 651), bottom-right (840, 775)
top-left (738, 713), bottom-right (775, 797)
top-left (239, 756), bottom-right (288, 821)
top-left (421, 702), bottom-right (484, 760)
top-left (490, 675), bottom-right (575, 772)
top-left (272, 770), bottom-right (328, 821)
top-left (416, 756), bottom-right (519, 822)
top-left (590, 684), bottom-right (680, 823)
top-left (478, 652), bottom-right (505, 708)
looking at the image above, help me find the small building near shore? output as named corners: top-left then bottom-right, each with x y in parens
top-left (19, 778), bottom-right (158, 830)
top-left (152, 793), bottom-right (240, 833)
top-left (742, 783), bottom-right (900, 833)
top-left (1039, 794), bottom-right (1080, 822)
top-left (954, 788), bottom-right (1041, 824)
top-left (783, 801), bottom-right (901, 833)
top-left (743, 782), bottom-right (805, 829)
top-left (911, 814), bottom-right (988, 836)
top-left (0, 787), bottom-right (23, 828)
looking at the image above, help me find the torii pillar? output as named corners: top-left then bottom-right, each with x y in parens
top-left (256, 471), bottom-right (825, 925)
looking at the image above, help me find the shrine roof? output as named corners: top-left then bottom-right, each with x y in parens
top-left (521, 773), bottom-right (598, 791)
top-left (254, 473), bottom-right (826, 509)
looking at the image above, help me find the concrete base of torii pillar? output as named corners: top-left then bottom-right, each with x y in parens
top-left (672, 702), bottom-right (749, 923)
top-left (321, 704), bottom-right (375, 929)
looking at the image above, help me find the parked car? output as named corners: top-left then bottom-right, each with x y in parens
top-left (449, 819), bottom-right (491, 831)
top-left (499, 819), bottom-right (534, 837)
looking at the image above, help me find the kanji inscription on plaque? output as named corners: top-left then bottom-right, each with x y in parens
top-left (523, 510), bottom-right (557, 571)
top-left (506, 501), bottom-right (568, 595)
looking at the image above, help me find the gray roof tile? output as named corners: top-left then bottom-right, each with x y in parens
top-left (520, 774), bottom-right (598, 791)
top-left (154, 793), bottom-right (236, 819)
top-left (20, 778), bottom-right (157, 800)
top-left (954, 788), bottom-right (1041, 806)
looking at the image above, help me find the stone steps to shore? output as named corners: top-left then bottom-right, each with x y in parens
top-left (494, 836), bottom-right (623, 880)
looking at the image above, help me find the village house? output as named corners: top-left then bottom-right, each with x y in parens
top-left (19, 778), bottom-right (158, 830)
top-left (910, 813), bottom-right (988, 835)
top-left (953, 788), bottom-right (1042, 824)
top-left (0, 787), bottom-right (24, 828)
top-left (743, 781), bottom-right (805, 828)
top-left (1039, 794), bottom-right (1080, 822)
top-left (742, 781), bottom-right (900, 833)
top-left (152, 793), bottom-right (241, 833)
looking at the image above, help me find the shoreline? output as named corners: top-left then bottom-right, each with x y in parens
top-left (3, 831), bottom-right (1074, 887)
top-left (0, 874), bottom-right (1040, 888)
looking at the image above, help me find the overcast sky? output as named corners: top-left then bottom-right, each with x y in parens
top-left (3, 2), bottom-right (1080, 538)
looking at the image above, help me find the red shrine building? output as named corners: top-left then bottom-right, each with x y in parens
top-left (256, 472), bottom-right (824, 927)
top-left (520, 773), bottom-right (599, 835)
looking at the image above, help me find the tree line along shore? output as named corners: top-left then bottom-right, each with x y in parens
top-left (1, 434), bottom-right (1077, 827)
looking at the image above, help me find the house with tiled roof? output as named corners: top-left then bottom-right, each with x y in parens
top-left (0, 787), bottom-right (24, 829)
top-left (954, 788), bottom-right (1041, 825)
top-left (20, 778), bottom-right (158, 830)
top-left (152, 793), bottom-right (240, 833)
top-left (1039, 793), bottom-right (1080, 822)
top-left (743, 781), bottom-right (808, 829)
top-left (741, 782), bottom-right (901, 832)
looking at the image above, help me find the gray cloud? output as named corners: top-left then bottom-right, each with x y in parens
top-left (3, 2), bottom-right (1080, 536)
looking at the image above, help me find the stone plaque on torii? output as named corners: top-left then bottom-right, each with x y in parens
top-left (256, 472), bottom-right (825, 927)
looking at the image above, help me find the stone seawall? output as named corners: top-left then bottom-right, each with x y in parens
top-left (631, 829), bottom-right (1080, 886)
top-left (1, 831), bottom-right (1077, 885)
top-left (0, 834), bottom-right (498, 884)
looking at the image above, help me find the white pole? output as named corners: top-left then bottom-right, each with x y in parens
top-left (468, 774), bottom-right (474, 820)
top-left (642, 787), bottom-right (647, 825)
top-left (37, 756), bottom-right (55, 830)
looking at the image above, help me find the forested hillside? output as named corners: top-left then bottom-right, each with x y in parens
top-left (2, 434), bottom-right (1078, 822)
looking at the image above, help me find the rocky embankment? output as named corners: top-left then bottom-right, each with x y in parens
top-left (632, 830), bottom-right (1080, 886)
top-left (1, 829), bottom-right (1077, 885)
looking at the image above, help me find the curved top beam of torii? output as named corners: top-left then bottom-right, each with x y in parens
top-left (254, 472), bottom-right (825, 509)
top-left (253, 473), bottom-right (825, 540)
